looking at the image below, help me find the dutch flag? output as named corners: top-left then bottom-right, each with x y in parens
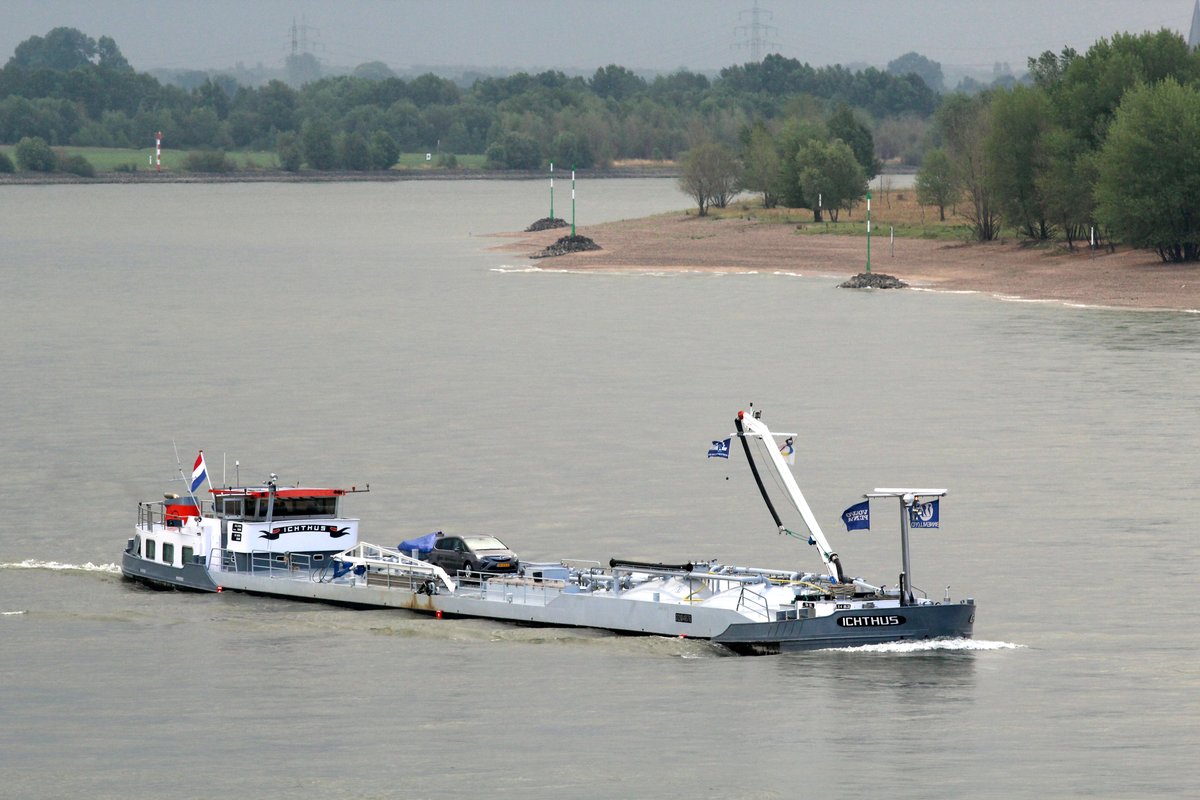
top-left (190, 451), bottom-right (208, 493)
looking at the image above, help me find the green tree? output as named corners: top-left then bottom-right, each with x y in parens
top-left (300, 119), bottom-right (336, 169)
top-left (986, 85), bottom-right (1053, 239)
top-left (58, 152), bottom-right (95, 177)
top-left (9, 27), bottom-right (96, 71)
top-left (774, 117), bottom-right (827, 210)
top-left (353, 61), bottom-right (396, 81)
top-left (95, 35), bottom-right (131, 72)
top-left (550, 130), bottom-right (594, 170)
top-left (276, 131), bottom-right (303, 171)
top-left (15, 136), bottom-right (56, 171)
top-left (0, 151), bottom-right (14, 172)
top-left (1056, 30), bottom-right (1197, 148)
top-left (337, 131), bottom-right (372, 170)
top-left (368, 129), bottom-right (399, 169)
top-left (796, 138), bottom-right (866, 222)
top-left (407, 73), bottom-right (461, 106)
top-left (194, 78), bottom-right (232, 119)
top-left (1026, 47), bottom-right (1078, 92)
top-left (827, 102), bottom-right (881, 179)
top-left (484, 131), bottom-right (541, 169)
top-left (1036, 129), bottom-right (1096, 249)
top-left (740, 123), bottom-right (784, 208)
top-left (182, 150), bottom-right (235, 172)
top-left (180, 107), bottom-right (223, 148)
top-left (1095, 79), bottom-right (1200, 262)
top-left (677, 141), bottom-right (741, 216)
top-left (915, 147), bottom-right (956, 221)
top-left (589, 64), bottom-right (645, 100)
top-left (935, 93), bottom-right (1000, 241)
top-left (886, 51), bottom-right (944, 93)
top-left (257, 80), bottom-right (298, 133)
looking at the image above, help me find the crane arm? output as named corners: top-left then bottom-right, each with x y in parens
top-left (735, 410), bottom-right (846, 582)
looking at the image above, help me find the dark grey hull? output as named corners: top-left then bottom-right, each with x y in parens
top-left (120, 551), bottom-right (219, 592)
top-left (714, 602), bottom-right (976, 655)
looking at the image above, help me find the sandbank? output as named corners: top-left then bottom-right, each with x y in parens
top-left (491, 213), bottom-right (1200, 313)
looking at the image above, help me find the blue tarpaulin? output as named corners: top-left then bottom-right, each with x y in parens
top-left (397, 531), bottom-right (442, 557)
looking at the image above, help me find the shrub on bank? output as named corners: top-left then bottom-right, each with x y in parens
top-left (16, 136), bottom-right (56, 171)
top-left (58, 153), bottom-right (96, 177)
top-left (182, 150), bottom-right (236, 172)
top-left (0, 151), bottom-right (14, 173)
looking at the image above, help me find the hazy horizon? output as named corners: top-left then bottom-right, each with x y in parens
top-left (2, 1), bottom-right (1195, 78)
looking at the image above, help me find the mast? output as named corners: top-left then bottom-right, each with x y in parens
top-left (867, 488), bottom-right (947, 605)
top-left (734, 409), bottom-right (846, 582)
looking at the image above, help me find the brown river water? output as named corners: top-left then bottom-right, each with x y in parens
top-left (1, 179), bottom-right (1197, 799)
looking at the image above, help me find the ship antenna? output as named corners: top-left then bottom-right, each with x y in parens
top-left (171, 439), bottom-right (203, 510)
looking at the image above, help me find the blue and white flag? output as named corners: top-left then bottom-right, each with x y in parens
top-left (779, 437), bottom-right (796, 466)
top-left (909, 498), bottom-right (940, 528)
top-left (707, 438), bottom-right (731, 459)
top-left (841, 499), bottom-right (870, 531)
top-left (190, 451), bottom-right (208, 492)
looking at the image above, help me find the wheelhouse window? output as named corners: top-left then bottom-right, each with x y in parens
top-left (145, 539), bottom-right (156, 560)
top-left (241, 497), bottom-right (265, 521)
top-left (218, 498), bottom-right (243, 519)
top-left (162, 542), bottom-right (175, 565)
top-left (272, 496), bottom-right (337, 519)
top-left (182, 546), bottom-right (194, 565)
top-left (215, 493), bottom-right (338, 520)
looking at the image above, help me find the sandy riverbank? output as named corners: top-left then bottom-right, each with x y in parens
top-left (491, 213), bottom-right (1200, 312)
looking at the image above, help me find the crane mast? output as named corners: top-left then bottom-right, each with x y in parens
top-left (734, 409), bottom-right (846, 582)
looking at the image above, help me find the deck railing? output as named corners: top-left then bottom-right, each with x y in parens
top-left (735, 586), bottom-right (771, 620)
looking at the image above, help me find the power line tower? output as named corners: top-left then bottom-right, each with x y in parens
top-left (286, 15), bottom-right (322, 86)
top-left (733, 0), bottom-right (780, 62)
top-left (289, 15), bottom-right (320, 58)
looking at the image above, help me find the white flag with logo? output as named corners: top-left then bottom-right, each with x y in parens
top-left (779, 437), bottom-right (796, 466)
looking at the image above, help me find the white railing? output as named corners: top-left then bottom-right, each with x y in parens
top-left (735, 586), bottom-right (771, 620)
top-left (333, 542), bottom-right (456, 593)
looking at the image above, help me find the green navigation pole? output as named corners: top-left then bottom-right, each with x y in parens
top-left (571, 165), bottom-right (576, 237)
top-left (865, 190), bottom-right (872, 274)
top-left (549, 162), bottom-right (554, 220)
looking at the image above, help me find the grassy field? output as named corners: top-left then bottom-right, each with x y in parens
top-left (0, 145), bottom-right (279, 171)
top-left (394, 152), bottom-right (487, 169)
top-left (0, 144), bottom-right (487, 172)
top-left (710, 188), bottom-right (992, 243)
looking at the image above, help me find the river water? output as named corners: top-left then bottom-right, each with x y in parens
top-left (1, 179), bottom-right (1197, 799)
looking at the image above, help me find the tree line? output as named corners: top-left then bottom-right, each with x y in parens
top-left (0, 28), bottom-right (936, 174)
top-left (912, 29), bottom-right (1200, 261)
top-left (6, 26), bottom-right (1200, 262)
top-left (678, 101), bottom-right (879, 220)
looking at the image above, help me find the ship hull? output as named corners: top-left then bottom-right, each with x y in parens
top-left (714, 602), bottom-right (977, 654)
top-left (121, 550), bottom-right (219, 592)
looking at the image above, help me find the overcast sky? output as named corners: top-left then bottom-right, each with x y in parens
top-left (3, 1), bottom-right (1195, 76)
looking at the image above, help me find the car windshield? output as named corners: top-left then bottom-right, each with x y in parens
top-left (464, 535), bottom-right (508, 551)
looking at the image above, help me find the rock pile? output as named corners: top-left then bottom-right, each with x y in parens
top-left (532, 234), bottom-right (601, 258)
top-left (525, 217), bottom-right (569, 232)
top-left (838, 272), bottom-right (908, 289)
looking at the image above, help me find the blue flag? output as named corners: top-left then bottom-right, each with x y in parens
top-left (841, 499), bottom-right (870, 531)
top-left (909, 499), bottom-right (940, 528)
top-left (707, 438), bottom-right (730, 459)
